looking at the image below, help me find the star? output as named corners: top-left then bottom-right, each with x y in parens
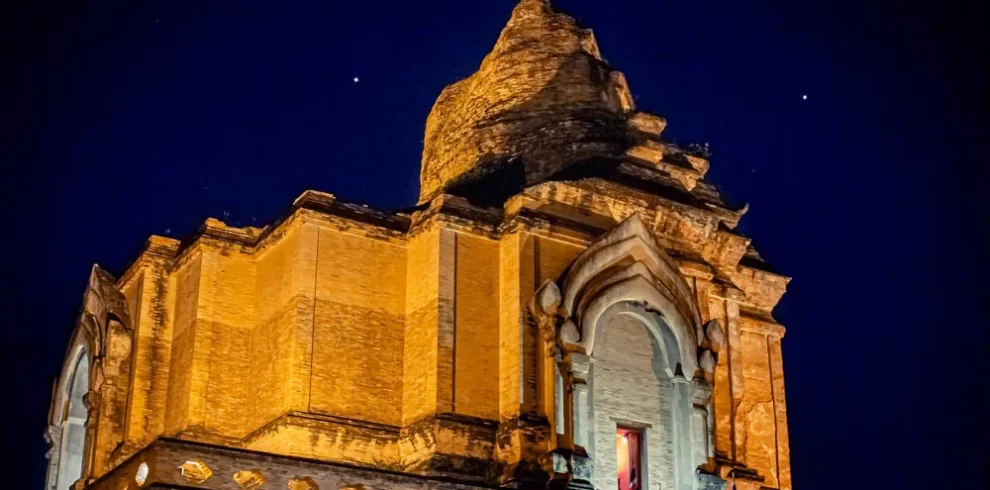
top-left (353, 77), bottom-right (360, 83)
top-left (802, 94), bottom-right (808, 100)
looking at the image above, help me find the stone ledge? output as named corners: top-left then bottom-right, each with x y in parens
top-left (88, 437), bottom-right (501, 490)
top-left (738, 311), bottom-right (787, 338)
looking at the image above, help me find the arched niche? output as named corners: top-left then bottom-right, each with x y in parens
top-left (586, 301), bottom-right (695, 490)
top-left (577, 273), bottom-right (698, 378)
top-left (529, 214), bottom-right (720, 490)
top-left (558, 215), bottom-right (702, 353)
top-left (47, 343), bottom-right (91, 490)
top-left (45, 264), bottom-right (134, 490)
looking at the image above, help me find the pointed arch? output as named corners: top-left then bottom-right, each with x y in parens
top-left (45, 264), bottom-right (133, 490)
top-left (559, 214), bottom-right (702, 372)
top-left (582, 274), bottom-right (697, 377)
top-left (530, 214), bottom-right (719, 490)
top-left (46, 332), bottom-right (93, 490)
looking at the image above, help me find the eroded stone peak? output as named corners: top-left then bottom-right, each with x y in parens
top-left (418, 0), bottom-right (635, 204)
top-left (490, 0), bottom-right (599, 61)
top-left (513, 0), bottom-right (551, 15)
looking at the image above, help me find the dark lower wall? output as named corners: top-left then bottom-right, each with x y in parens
top-left (90, 438), bottom-right (494, 490)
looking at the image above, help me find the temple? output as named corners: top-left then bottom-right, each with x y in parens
top-left (45, 1), bottom-right (792, 489)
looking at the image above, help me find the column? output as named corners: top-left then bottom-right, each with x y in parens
top-left (569, 353), bottom-right (591, 451)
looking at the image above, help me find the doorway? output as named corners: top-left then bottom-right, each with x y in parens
top-left (616, 427), bottom-right (642, 490)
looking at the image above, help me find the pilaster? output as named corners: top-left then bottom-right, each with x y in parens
top-left (768, 335), bottom-right (791, 490)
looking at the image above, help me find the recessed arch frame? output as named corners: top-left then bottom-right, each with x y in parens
top-left (45, 264), bottom-right (134, 490)
top-left (46, 324), bottom-right (96, 490)
top-left (529, 214), bottom-right (719, 489)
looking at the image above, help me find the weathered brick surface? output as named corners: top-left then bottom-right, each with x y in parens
top-left (497, 232), bottom-right (523, 420)
top-left (419, 0), bottom-right (636, 203)
top-left (119, 250), bottom-right (174, 449)
top-left (50, 2), bottom-right (793, 489)
top-left (404, 228), bottom-right (441, 424)
top-left (71, 193), bottom-right (789, 486)
top-left (164, 253), bottom-right (202, 436)
top-left (453, 234), bottom-right (499, 420)
top-left (310, 227), bottom-right (406, 426)
top-left (708, 295), bottom-right (735, 458)
top-left (740, 329), bottom-right (776, 487)
top-left (252, 218), bottom-right (314, 423)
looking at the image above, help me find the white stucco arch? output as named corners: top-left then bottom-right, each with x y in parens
top-left (557, 214), bottom-right (702, 377)
top-left (560, 214), bottom-right (701, 334)
top-left (47, 336), bottom-right (92, 490)
top-left (45, 265), bottom-right (133, 490)
top-left (578, 274), bottom-right (698, 378)
top-left (600, 302), bottom-right (682, 378)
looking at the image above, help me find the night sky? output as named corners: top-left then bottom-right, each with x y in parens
top-left (2, 1), bottom-right (987, 488)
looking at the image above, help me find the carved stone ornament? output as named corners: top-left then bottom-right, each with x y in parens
top-left (529, 213), bottom-right (722, 490)
top-left (699, 349), bottom-right (716, 375)
top-left (288, 476), bottom-right (320, 490)
top-left (530, 280), bottom-right (563, 342)
top-left (233, 469), bottom-right (266, 489)
top-left (81, 265), bottom-right (132, 359)
top-left (179, 459), bottom-right (212, 484)
top-left (78, 265), bottom-right (134, 392)
top-left (135, 461), bottom-right (149, 485)
top-left (560, 320), bottom-right (580, 346)
top-left (704, 319), bottom-right (725, 353)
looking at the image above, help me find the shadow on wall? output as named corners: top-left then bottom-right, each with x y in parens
top-left (425, 49), bottom-right (636, 205)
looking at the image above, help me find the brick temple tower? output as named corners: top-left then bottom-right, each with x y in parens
top-left (45, 1), bottom-right (792, 489)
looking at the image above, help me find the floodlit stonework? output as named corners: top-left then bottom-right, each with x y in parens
top-left (45, 1), bottom-right (791, 489)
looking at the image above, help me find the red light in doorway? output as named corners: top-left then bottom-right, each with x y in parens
top-left (616, 427), bottom-right (642, 490)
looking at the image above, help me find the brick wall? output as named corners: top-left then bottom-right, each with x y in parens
top-left (80, 190), bottom-right (790, 488)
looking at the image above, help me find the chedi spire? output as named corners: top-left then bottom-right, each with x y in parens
top-left (419, 0), bottom-right (650, 204)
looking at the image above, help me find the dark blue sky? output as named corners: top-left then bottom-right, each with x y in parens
top-left (2, 1), bottom-right (987, 488)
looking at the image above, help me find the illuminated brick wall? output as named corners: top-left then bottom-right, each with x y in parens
top-left (48, 2), bottom-right (792, 488)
